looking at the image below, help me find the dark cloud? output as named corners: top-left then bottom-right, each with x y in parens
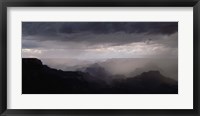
top-left (22, 22), bottom-right (178, 46)
top-left (22, 22), bottom-right (178, 36)
top-left (22, 32), bottom-right (178, 49)
top-left (22, 22), bottom-right (178, 59)
top-left (22, 40), bottom-right (42, 49)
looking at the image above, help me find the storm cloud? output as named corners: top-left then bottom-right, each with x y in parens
top-left (22, 22), bottom-right (178, 59)
top-left (22, 22), bottom-right (178, 35)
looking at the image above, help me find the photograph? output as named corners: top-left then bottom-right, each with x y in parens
top-left (22, 22), bottom-right (178, 94)
top-left (1, 0), bottom-right (199, 115)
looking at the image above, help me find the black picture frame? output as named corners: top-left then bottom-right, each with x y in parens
top-left (0, 0), bottom-right (199, 115)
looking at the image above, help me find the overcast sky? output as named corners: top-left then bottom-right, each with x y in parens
top-left (22, 22), bottom-right (178, 59)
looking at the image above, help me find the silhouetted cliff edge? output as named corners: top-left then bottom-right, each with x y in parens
top-left (22, 58), bottom-right (178, 94)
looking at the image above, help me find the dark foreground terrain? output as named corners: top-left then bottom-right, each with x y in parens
top-left (22, 58), bottom-right (178, 94)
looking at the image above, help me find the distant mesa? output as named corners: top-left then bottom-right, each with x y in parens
top-left (22, 58), bottom-right (178, 94)
top-left (23, 58), bottom-right (43, 68)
